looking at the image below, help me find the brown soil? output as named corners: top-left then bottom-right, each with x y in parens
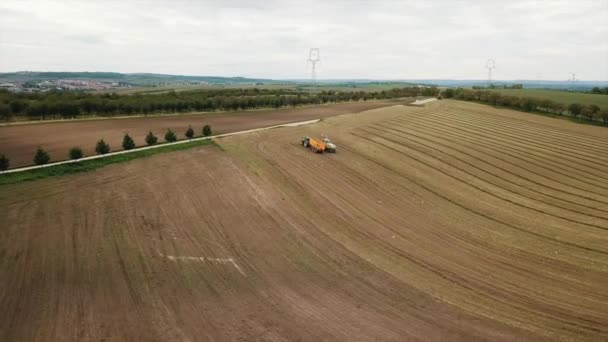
top-left (1, 100), bottom-right (606, 341)
top-left (0, 101), bottom-right (396, 168)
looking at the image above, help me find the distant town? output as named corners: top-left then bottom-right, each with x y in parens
top-left (0, 79), bottom-right (132, 92)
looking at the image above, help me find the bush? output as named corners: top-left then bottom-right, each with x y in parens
top-left (0, 154), bottom-right (9, 171)
top-left (568, 103), bottom-right (583, 118)
top-left (185, 125), bottom-right (195, 139)
top-left (145, 131), bottom-right (158, 146)
top-left (69, 147), bottom-right (83, 160)
top-left (122, 133), bottom-right (136, 150)
top-left (95, 139), bottom-right (110, 154)
top-left (164, 129), bottom-right (177, 142)
top-left (581, 106), bottom-right (595, 121)
top-left (600, 109), bottom-right (608, 125)
top-left (33, 147), bottom-right (50, 165)
top-left (202, 124), bottom-right (212, 136)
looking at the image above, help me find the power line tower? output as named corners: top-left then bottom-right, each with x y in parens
top-left (486, 59), bottom-right (496, 86)
top-left (307, 48), bottom-right (321, 84)
top-left (569, 73), bottom-right (577, 89)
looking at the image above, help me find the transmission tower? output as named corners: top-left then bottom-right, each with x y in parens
top-left (486, 59), bottom-right (496, 86)
top-left (568, 73), bottom-right (577, 89)
top-left (307, 48), bottom-right (321, 83)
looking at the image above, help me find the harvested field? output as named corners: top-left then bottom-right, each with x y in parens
top-left (0, 101), bottom-right (396, 168)
top-left (1, 100), bottom-right (607, 341)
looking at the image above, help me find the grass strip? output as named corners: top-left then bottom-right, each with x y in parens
top-left (0, 139), bottom-right (214, 186)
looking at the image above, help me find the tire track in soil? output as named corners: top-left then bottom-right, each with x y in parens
top-left (414, 109), bottom-right (608, 168)
top-left (386, 114), bottom-right (608, 191)
top-left (358, 126), bottom-right (608, 228)
top-left (366, 122), bottom-right (608, 215)
top-left (391, 113), bottom-right (608, 185)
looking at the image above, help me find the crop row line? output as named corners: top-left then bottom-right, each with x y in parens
top-left (359, 127), bottom-right (608, 231)
top-left (387, 116), bottom-right (608, 196)
top-left (415, 109), bottom-right (608, 167)
top-left (387, 115), bottom-right (608, 191)
top-left (447, 102), bottom-right (608, 147)
top-left (364, 124), bottom-right (608, 221)
top-left (393, 113), bottom-right (608, 177)
top-left (347, 132), bottom-right (608, 256)
top-left (435, 107), bottom-right (608, 157)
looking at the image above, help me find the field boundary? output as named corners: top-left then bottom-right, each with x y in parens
top-left (0, 99), bottom-right (394, 127)
top-left (1, 118), bottom-right (321, 175)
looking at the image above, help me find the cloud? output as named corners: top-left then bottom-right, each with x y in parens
top-left (0, 0), bottom-right (606, 80)
top-left (65, 34), bottom-right (106, 45)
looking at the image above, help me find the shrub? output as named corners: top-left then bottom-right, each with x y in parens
top-left (33, 147), bottom-right (50, 165)
top-left (600, 109), bottom-right (608, 125)
top-left (69, 147), bottom-right (83, 160)
top-left (185, 125), bottom-right (194, 139)
top-left (0, 154), bottom-right (9, 171)
top-left (580, 106), bottom-right (595, 121)
top-left (145, 131), bottom-right (158, 146)
top-left (164, 129), bottom-right (177, 142)
top-left (202, 124), bottom-right (212, 136)
top-left (95, 139), bottom-right (110, 154)
top-left (568, 103), bottom-right (583, 118)
top-left (122, 133), bottom-right (136, 150)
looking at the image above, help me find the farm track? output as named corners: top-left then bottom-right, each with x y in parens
top-left (0, 100), bottom-right (606, 341)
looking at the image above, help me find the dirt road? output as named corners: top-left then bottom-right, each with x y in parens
top-left (0, 101), bottom-right (396, 168)
top-left (0, 100), bottom-right (606, 340)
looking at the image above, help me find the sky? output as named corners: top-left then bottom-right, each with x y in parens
top-left (0, 0), bottom-right (607, 80)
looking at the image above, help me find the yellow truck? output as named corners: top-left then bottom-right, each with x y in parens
top-left (301, 136), bottom-right (336, 153)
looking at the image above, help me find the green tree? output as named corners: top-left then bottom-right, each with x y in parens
top-left (0, 154), bottom-right (9, 171)
top-left (599, 109), bottom-right (608, 125)
top-left (589, 104), bottom-right (600, 115)
top-left (95, 139), bottom-right (110, 154)
top-left (145, 131), bottom-right (158, 145)
top-left (185, 125), bottom-right (195, 139)
top-left (164, 129), bottom-right (177, 142)
top-left (202, 124), bottom-right (212, 136)
top-left (540, 99), bottom-right (555, 113)
top-left (122, 133), bottom-right (136, 150)
top-left (581, 106), bottom-right (595, 121)
top-left (568, 103), bottom-right (583, 118)
top-left (553, 103), bottom-right (566, 115)
top-left (69, 147), bottom-right (83, 160)
top-left (0, 103), bottom-right (12, 121)
top-left (520, 97), bottom-right (539, 112)
top-left (33, 147), bottom-right (50, 165)
top-left (488, 92), bottom-right (501, 106)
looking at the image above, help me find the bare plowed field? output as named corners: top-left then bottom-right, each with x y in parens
top-left (1, 100), bottom-right (607, 341)
top-left (0, 101), bottom-right (395, 168)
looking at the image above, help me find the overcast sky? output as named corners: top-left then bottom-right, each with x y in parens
top-left (1, 0), bottom-right (607, 80)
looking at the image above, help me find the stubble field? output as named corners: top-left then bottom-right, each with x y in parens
top-left (0, 100), bottom-right (607, 341)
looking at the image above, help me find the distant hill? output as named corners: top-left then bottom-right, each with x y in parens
top-left (408, 79), bottom-right (608, 91)
top-left (0, 71), bottom-right (283, 86)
